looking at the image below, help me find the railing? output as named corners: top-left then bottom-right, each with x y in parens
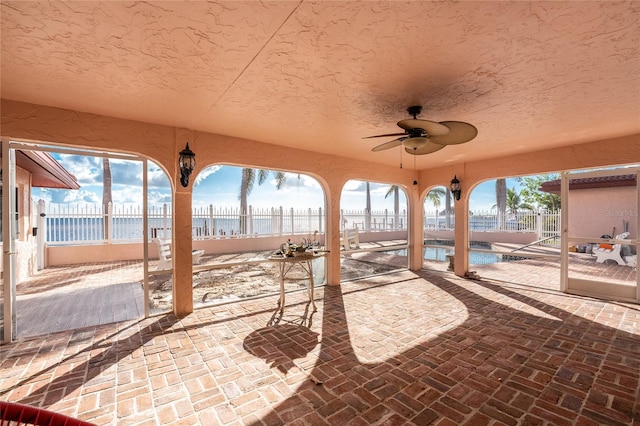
top-left (424, 209), bottom-right (561, 246)
top-left (41, 201), bottom-right (559, 246)
top-left (340, 209), bottom-right (407, 231)
top-left (191, 205), bottom-right (325, 238)
top-left (43, 202), bottom-right (326, 244)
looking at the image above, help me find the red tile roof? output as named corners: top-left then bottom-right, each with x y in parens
top-left (539, 174), bottom-right (636, 194)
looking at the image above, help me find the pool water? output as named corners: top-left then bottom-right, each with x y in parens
top-left (423, 240), bottom-right (502, 265)
top-left (387, 241), bottom-right (502, 265)
top-left (423, 246), bottom-right (501, 265)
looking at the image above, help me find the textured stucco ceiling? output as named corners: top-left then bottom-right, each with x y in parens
top-left (2, 1), bottom-right (639, 169)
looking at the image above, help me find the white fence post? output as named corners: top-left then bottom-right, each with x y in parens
top-left (209, 204), bottom-right (215, 238)
top-left (106, 202), bottom-right (113, 243)
top-left (162, 203), bottom-right (169, 239)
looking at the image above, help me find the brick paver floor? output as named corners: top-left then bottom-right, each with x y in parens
top-left (1, 269), bottom-right (638, 425)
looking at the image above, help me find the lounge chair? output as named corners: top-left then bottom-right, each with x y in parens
top-left (593, 232), bottom-right (629, 265)
top-left (154, 238), bottom-right (204, 271)
top-left (340, 227), bottom-right (360, 250)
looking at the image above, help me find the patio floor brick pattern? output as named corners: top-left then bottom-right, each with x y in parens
top-left (1, 268), bottom-right (639, 425)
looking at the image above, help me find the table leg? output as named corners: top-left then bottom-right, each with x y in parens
top-left (306, 259), bottom-right (317, 312)
top-left (278, 262), bottom-right (285, 313)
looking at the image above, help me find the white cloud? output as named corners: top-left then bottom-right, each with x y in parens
top-left (61, 189), bottom-right (101, 204)
top-left (57, 155), bottom-right (101, 184)
top-left (194, 165), bottom-right (222, 187)
top-left (342, 180), bottom-right (363, 191)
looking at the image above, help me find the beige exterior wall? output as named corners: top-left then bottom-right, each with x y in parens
top-left (2, 99), bottom-right (639, 312)
top-left (13, 166), bottom-right (37, 283)
top-left (568, 186), bottom-right (637, 240)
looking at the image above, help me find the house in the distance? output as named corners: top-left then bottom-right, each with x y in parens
top-left (2, 150), bottom-right (79, 282)
top-left (540, 174), bottom-right (637, 254)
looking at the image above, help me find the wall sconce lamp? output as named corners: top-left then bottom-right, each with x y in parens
top-left (179, 143), bottom-right (196, 187)
top-left (450, 175), bottom-right (461, 201)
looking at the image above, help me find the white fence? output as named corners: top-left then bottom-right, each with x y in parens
top-left (41, 202), bottom-right (560, 245)
top-left (340, 209), bottom-right (407, 232)
top-left (425, 209), bottom-right (561, 244)
top-left (43, 203), bottom-right (327, 244)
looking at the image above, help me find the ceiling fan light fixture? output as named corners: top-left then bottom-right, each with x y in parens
top-left (404, 137), bottom-right (428, 150)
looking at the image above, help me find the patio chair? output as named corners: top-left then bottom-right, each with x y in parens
top-left (340, 227), bottom-right (360, 250)
top-left (593, 232), bottom-right (629, 265)
top-left (0, 401), bottom-right (95, 425)
top-left (154, 238), bottom-right (204, 271)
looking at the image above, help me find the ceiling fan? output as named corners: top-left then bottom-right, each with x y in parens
top-left (364, 105), bottom-right (478, 155)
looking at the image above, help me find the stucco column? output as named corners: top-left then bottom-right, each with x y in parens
top-left (173, 191), bottom-right (194, 315)
top-left (325, 178), bottom-right (342, 286)
top-left (453, 182), bottom-right (469, 277)
top-left (409, 183), bottom-right (424, 271)
top-left (173, 130), bottom-right (195, 316)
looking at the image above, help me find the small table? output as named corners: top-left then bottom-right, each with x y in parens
top-left (269, 253), bottom-right (324, 313)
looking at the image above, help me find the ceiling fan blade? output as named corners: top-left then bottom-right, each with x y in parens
top-left (397, 119), bottom-right (450, 136)
top-left (404, 141), bottom-right (446, 155)
top-left (372, 137), bottom-right (405, 152)
top-left (362, 132), bottom-right (407, 139)
top-left (430, 121), bottom-right (478, 145)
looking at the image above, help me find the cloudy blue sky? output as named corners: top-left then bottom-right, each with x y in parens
top-left (32, 153), bottom-right (520, 212)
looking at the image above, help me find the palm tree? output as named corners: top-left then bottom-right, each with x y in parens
top-left (102, 158), bottom-right (112, 240)
top-left (505, 186), bottom-right (533, 230)
top-left (238, 168), bottom-right (286, 234)
top-left (425, 187), bottom-right (445, 229)
top-left (495, 178), bottom-right (507, 230)
top-left (506, 187), bottom-right (533, 215)
top-left (444, 189), bottom-right (453, 229)
top-left (384, 185), bottom-right (400, 229)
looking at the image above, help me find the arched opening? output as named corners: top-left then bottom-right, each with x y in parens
top-left (339, 180), bottom-right (409, 281)
top-left (185, 164), bottom-right (327, 309)
top-left (466, 174), bottom-right (562, 287)
top-left (422, 185), bottom-right (456, 272)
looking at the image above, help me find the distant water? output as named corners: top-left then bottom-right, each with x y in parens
top-left (45, 217), bottom-right (323, 243)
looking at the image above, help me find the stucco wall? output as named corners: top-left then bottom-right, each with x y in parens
top-left (568, 186), bottom-right (637, 239)
top-left (46, 242), bottom-right (147, 267)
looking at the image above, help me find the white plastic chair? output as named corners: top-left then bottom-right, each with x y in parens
top-left (593, 232), bottom-right (629, 265)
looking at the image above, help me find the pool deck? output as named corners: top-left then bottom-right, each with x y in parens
top-left (10, 241), bottom-right (637, 340)
top-left (2, 267), bottom-right (639, 425)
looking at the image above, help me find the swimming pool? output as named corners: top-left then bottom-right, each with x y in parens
top-left (423, 240), bottom-right (502, 265)
top-left (386, 241), bottom-right (502, 265)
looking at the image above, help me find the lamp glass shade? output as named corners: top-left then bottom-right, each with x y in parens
top-left (404, 137), bottom-right (428, 150)
top-left (179, 144), bottom-right (196, 170)
top-left (450, 175), bottom-right (461, 200)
